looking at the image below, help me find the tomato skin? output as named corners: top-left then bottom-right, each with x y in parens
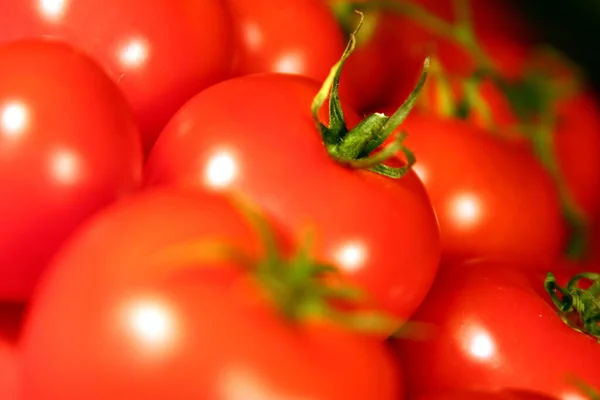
top-left (395, 113), bottom-right (565, 266)
top-left (144, 73), bottom-right (441, 324)
top-left (394, 261), bottom-right (600, 398)
top-left (415, 390), bottom-right (557, 400)
top-left (228, 0), bottom-right (345, 83)
top-left (0, 39), bottom-right (143, 302)
top-left (20, 188), bottom-right (402, 400)
top-left (0, 0), bottom-right (234, 154)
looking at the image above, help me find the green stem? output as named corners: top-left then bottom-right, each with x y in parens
top-left (312, 12), bottom-right (429, 179)
top-left (545, 272), bottom-right (600, 340)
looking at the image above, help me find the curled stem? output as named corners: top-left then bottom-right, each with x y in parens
top-left (545, 271), bottom-right (600, 340)
top-left (311, 11), bottom-right (429, 179)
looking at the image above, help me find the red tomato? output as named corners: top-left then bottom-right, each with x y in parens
top-left (228, 0), bottom-right (345, 83)
top-left (394, 261), bottom-right (600, 398)
top-left (391, 113), bottom-right (565, 265)
top-left (0, 39), bottom-right (142, 302)
top-left (416, 70), bottom-right (600, 229)
top-left (0, 303), bottom-right (25, 400)
top-left (20, 188), bottom-right (402, 400)
top-left (144, 73), bottom-right (441, 324)
top-left (0, 0), bottom-right (233, 154)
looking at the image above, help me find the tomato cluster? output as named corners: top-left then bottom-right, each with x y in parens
top-left (1, 1), bottom-right (599, 399)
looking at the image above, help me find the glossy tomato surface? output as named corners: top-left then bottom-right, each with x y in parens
top-left (0, 303), bottom-right (24, 400)
top-left (0, 0), bottom-right (233, 153)
top-left (0, 39), bottom-right (143, 302)
top-left (144, 73), bottom-right (441, 325)
top-left (20, 188), bottom-right (402, 400)
top-left (228, 0), bottom-right (345, 83)
top-left (396, 113), bottom-right (565, 265)
top-left (394, 261), bottom-right (600, 399)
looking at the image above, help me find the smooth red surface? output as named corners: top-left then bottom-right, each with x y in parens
top-left (395, 262), bottom-right (600, 398)
top-left (0, 0), bottom-right (233, 154)
top-left (20, 189), bottom-right (402, 400)
top-left (144, 73), bottom-right (441, 326)
top-left (228, 0), bottom-right (345, 83)
top-left (397, 113), bottom-right (566, 265)
top-left (0, 39), bottom-right (143, 301)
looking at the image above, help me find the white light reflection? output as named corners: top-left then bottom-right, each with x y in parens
top-left (39, 0), bottom-right (67, 20)
top-left (124, 299), bottom-right (177, 351)
top-left (469, 332), bottom-right (495, 359)
top-left (412, 163), bottom-right (428, 184)
top-left (448, 192), bottom-right (482, 229)
top-left (460, 324), bottom-right (497, 363)
top-left (119, 39), bottom-right (149, 68)
top-left (273, 52), bottom-right (303, 74)
top-left (1, 103), bottom-right (28, 138)
top-left (50, 150), bottom-right (80, 185)
top-left (204, 151), bottom-right (238, 188)
top-left (334, 241), bottom-right (367, 273)
top-left (221, 367), bottom-right (308, 400)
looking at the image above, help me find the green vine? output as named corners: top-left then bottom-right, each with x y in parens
top-left (339, 0), bottom-right (590, 258)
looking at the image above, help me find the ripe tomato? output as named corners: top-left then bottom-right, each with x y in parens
top-left (392, 112), bottom-right (565, 265)
top-left (0, 39), bottom-right (142, 302)
top-left (0, 0), bottom-right (233, 154)
top-left (144, 72), bottom-right (441, 324)
top-left (0, 303), bottom-right (25, 400)
top-left (20, 188), bottom-right (403, 400)
top-left (228, 0), bottom-right (346, 83)
top-left (394, 261), bottom-right (600, 399)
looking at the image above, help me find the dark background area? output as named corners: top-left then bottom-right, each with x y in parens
top-left (513, 0), bottom-right (600, 92)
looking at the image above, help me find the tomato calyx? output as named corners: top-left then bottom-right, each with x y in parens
top-left (545, 272), bottom-right (600, 340)
top-left (151, 196), bottom-right (399, 334)
top-left (311, 13), bottom-right (430, 179)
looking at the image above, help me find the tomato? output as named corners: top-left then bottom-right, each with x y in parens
top-left (144, 72), bottom-right (441, 324)
top-left (0, 303), bottom-right (25, 400)
top-left (418, 57), bottom-right (600, 228)
top-left (228, 0), bottom-right (345, 83)
top-left (20, 188), bottom-right (402, 400)
top-left (0, 0), bottom-right (233, 154)
top-left (0, 39), bottom-right (142, 302)
top-left (390, 112), bottom-right (565, 265)
top-left (394, 261), bottom-right (600, 398)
